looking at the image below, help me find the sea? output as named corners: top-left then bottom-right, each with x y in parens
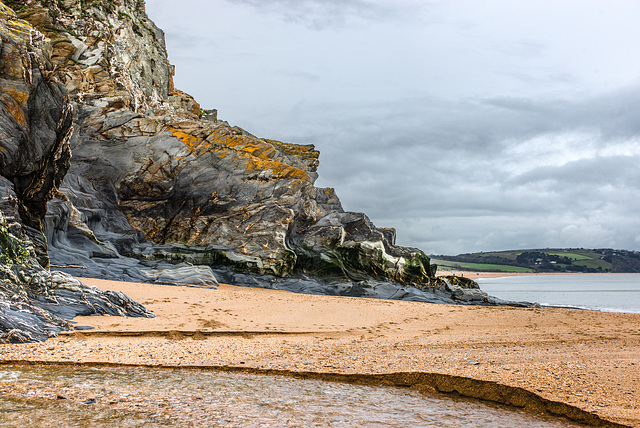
top-left (477, 273), bottom-right (640, 313)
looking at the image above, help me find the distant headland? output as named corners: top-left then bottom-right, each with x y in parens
top-left (432, 248), bottom-right (640, 274)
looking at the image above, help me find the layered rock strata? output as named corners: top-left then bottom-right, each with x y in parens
top-left (6, 0), bottom-right (498, 305)
top-left (0, 3), bottom-right (152, 343)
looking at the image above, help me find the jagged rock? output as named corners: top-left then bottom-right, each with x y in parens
top-left (0, 192), bottom-right (153, 343)
top-left (14, 0), bottom-right (173, 110)
top-left (44, 186), bottom-right (218, 286)
top-left (429, 275), bottom-right (490, 302)
top-left (0, 2), bottom-right (73, 267)
top-left (212, 267), bottom-right (470, 304)
top-left (47, 90), bottom-right (442, 292)
top-left (7, 0), bottom-right (496, 305)
top-left (0, 4), bottom-right (154, 343)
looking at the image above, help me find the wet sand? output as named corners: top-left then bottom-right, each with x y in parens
top-left (1, 276), bottom-right (639, 427)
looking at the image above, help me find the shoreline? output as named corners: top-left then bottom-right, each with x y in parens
top-left (1, 276), bottom-right (639, 427)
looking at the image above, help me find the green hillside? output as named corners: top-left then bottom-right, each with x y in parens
top-left (431, 248), bottom-right (640, 273)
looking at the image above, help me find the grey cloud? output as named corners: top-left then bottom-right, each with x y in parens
top-left (573, 87), bottom-right (640, 139)
top-left (273, 69), bottom-right (321, 81)
top-left (162, 30), bottom-right (212, 51)
top-left (226, 0), bottom-right (427, 30)
top-left (292, 97), bottom-right (515, 156)
top-left (301, 85), bottom-right (640, 253)
top-left (482, 84), bottom-right (640, 139)
top-left (491, 39), bottom-right (547, 58)
top-left (510, 156), bottom-right (640, 189)
top-left (146, 0), bottom-right (640, 255)
top-left (497, 69), bottom-right (577, 87)
top-left (304, 85), bottom-right (640, 167)
top-left (401, 205), bottom-right (640, 255)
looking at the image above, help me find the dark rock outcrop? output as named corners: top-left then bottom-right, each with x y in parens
top-left (0, 4), bottom-right (152, 343)
top-left (0, 2), bottom-right (72, 267)
top-left (0, 177), bottom-right (152, 343)
top-left (6, 0), bottom-right (496, 306)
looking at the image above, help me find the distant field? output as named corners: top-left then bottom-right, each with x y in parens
top-left (546, 252), bottom-right (592, 260)
top-left (431, 259), bottom-right (535, 273)
top-left (525, 250), bottom-right (610, 270)
top-left (572, 259), bottom-right (610, 270)
top-left (467, 251), bottom-right (521, 261)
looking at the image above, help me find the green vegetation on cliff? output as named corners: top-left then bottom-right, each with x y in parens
top-left (0, 216), bottom-right (31, 266)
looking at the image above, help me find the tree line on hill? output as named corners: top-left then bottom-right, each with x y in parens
top-left (434, 249), bottom-right (640, 273)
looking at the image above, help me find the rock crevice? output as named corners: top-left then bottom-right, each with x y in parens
top-left (0, 3), bottom-right (153, 343)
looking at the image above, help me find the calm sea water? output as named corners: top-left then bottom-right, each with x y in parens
top-left (0, 365), bottom-right (585, 427)
top-left (478, 274), bottom-right (640, 313)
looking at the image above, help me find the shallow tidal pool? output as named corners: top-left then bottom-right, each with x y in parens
top-left (0, 365), bottom-right (587, 427)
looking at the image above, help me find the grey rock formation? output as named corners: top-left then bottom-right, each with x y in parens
top-left (0, 4), bottom-right (153, 343)
top-left (4, 0), bottom-right (511, 307)
top-left (0, 3), bottom-right (72, 267)
top-left (0, 177), bottom-right (152, 343)
top-left (212, 267), bottom-right (515, 305)
top-left (44, 87), bottom-right (484, 304)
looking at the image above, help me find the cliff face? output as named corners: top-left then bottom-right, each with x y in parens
top-left (0, 2), bottom-right (152, 343)
top-left (5, 0), bottom-right (487, 304)
top-left (0, 2), bottom-right (72, 267)
top-left (10, 0), bottom-right (172, 109)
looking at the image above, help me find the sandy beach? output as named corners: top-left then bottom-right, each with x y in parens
top-left (1, 275), bottom-right (639, 427)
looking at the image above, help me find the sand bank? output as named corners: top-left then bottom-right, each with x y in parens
top-left (1, 277), bottom-right (638, 427)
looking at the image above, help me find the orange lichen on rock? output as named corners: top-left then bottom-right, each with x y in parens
top-left (321, 187), bottom-right (340, 202)
top-left (223, 139), bottom-right (310, 181)
top-left (0, 4), bottom-right (35, 40)
top-left (125, 213), bottom-right (166, 243)
top-left (2, 86), bottom-right (29, 107)
top-left (170, 128), bottom-right (200, 150)
top-left (172, 126), bottom-right (311, 182)
top-left (168, 89), bottom-right (200, 116)
top-left (0, 93), bottom-right (27, 127)
top-left (242, 156), bottom-right (310, 181)
top-left (265, 139), bottom-right (319, 158)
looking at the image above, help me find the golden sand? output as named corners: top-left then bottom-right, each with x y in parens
top-left (1, 275), bottom-right (638, 427)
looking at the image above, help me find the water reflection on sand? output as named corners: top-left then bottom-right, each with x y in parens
top-left (0, 365), bottom-right (586, 427)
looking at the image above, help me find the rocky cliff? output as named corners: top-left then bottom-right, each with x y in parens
top-left (0, 2), bottom-right (152, 343)
top-left (2, 0), bottom-right (493, 311)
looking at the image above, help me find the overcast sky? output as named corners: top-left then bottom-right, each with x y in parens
top-left (145, 0), bottom-right (640, 255)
